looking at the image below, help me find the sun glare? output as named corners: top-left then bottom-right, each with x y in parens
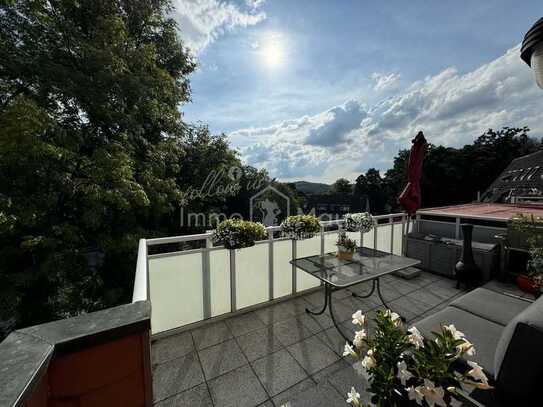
top-left (260, 38), bottom-right (284, 68)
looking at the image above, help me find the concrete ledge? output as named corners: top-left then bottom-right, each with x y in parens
top-left (0, 301), bottom-right (151, 407)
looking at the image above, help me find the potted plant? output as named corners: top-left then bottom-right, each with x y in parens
top-left (345, 212), bottom-right (375, 233)
top-left (344, 309), bottom-right (491, 407)
top-left (517, 246), bottom-right (543, 295)
top-left (212, 219), bottom-right (267, 250)
top-left (507, 213), bottom-right (543, 250)
top-left (337, 231), bottom-right (357, 260)
top-left (280, 214), bottom-right (320, 240)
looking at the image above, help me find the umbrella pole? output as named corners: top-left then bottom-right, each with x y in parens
top-left (403, 213), bottom-right (410, 256)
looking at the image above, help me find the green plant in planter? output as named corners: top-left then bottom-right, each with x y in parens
top-left (508, 213), bottom-right (543, 250)
top-left (212, 219), bottom-right (267, 250)
top-left (337, 231), bottom-right (357, 252)
top-left (336, 231), bottom-right (357, 260)
top-left (280, 215), bottom-right (320, 240)
top-left (344, 310), bottom-right (491, 407)
top-left (528, 246), bottom-right (543, 289)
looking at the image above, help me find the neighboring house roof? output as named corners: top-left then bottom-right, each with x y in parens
top-left (481, 150), bottom-right (543, 203)
top-left (418, 202), bottom-right (543, 221)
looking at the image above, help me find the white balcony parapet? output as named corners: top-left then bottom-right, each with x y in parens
top-left (134, 213), bottom-right (414, 337)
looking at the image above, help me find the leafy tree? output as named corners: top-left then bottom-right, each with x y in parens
top-left (381, 127), bottom-right (541, 211)
top-left (0, 0), bottom-right (198, 328)
top-left (332, 178), bottom-right (352, 194)
top-left (353, 169), bottom-right (388, 214)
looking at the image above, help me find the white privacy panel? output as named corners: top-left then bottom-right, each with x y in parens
top-left (235, 243), bottom-right (269, 309)
top-left (209, 249), bottom-right (231, 317)
top-left (296, 236), bottom-right (321, 291)
top-left (273, 239), bottom-right (292, 298)
top-left (149, 253), bottom-right (203, 334)
top-left (324, 231), bottom-right (339, 253)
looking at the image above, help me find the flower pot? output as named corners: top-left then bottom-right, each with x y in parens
top-left (337, 249), bottom-right (354, 260)
top-left (516, 273), bottom-right (539, 294)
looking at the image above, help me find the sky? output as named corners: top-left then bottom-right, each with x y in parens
top-left (173, 0), bottom-right (543, 183)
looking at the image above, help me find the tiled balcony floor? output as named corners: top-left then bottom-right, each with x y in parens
top-left (151, 271), bottom-right (527, 407)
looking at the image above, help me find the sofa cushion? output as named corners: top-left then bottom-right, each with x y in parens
top-left (449, 288), bottom-right (530, 326)
top-left (494, 295), bottom-right (543, 400)
top-left (415, 306), bottom-right (503, 378)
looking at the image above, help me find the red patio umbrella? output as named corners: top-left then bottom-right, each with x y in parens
top-left (398, 131), bottom-right (428, 215)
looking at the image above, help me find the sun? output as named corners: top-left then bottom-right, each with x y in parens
top-left (260, 38), bottom-right (284, 68)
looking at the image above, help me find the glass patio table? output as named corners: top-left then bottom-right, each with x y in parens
top-left (290, 247), bottom-right (421, 344)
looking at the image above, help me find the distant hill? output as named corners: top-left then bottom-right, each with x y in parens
top-left (293, 181), bottom-right (331, 195)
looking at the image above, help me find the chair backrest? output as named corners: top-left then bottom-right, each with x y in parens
top-left (494, 295), bottom-right (543, 400)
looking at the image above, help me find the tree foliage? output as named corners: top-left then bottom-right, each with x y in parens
top-left (332, 177), bottom-right (353, 194)
top-left (347, 127), bottom-right (541, 215)
top-left (0, 0), bottom-right (269, 331)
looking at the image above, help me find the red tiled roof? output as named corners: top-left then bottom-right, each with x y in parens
top-left (418, 203), bottom-right (543, 220)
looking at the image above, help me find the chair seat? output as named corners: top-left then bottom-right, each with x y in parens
top-left (415, 307), bottom-right (504, 378)
top-left (450, 288), bottom-right (530, 326)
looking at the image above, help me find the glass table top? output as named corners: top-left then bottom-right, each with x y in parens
top-left (290, 247), bottom-right (421, 287)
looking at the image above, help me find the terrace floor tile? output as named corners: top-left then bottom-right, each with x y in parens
top-left (225, 311), bottom-right (266, 337)
top-left (287, 336), bottom-right (341, 375)
top-left (270, 316), bottom-right (315, 346)
top-left (198, 338), bottom-right (247, 380)
top-left (277, 382), bottom-right (347, 407)
top-left (236, 326), bottom-right (284, 362)
top-left (154, 383), bottom-right (212, 407)
top-left (207, 365), bottom-right (268, 407)
top-left (251, 349), bottom-right (308, 396)
top-left (152, 331), bottom-right (194, 365)
top-left (192, 321), bottom-right (233, 350)
top-left (271, 378), bottom-right (316, 407)
top-left (152, 352), bottom-right (205, 403)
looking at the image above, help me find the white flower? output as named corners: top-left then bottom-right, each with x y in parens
top-left (456, 339), bottom-right (476, 356)
top-left (407, 385), bottom-right (424, 405)
top-left (450, 397), bottom-right (463, 407)
top-left (407, 326), bottom-right (425, 349)
top-left (384, 309), bottom-right (401, 325)
top-left (353, 329), bottom-right (367, 349)
top-left (346, 386), bottom-right (361, 405)
top-left (352, 310), bottom-right (366, 326)
top-left (467, 361), bottom-right (489, 384)
top-left (343, 342), bottom-right (356, 357)
top-left (361, 349), bottom-right (376, 369)
top-left (396, 360), bottom-right (414, 386)
top-left (420, 379), bottom-right (446, 407)
top-left (444, 324), bottom-right (465, 340)
top-left (352, 361), bottom-right (369, 379)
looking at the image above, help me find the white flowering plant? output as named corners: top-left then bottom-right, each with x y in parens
top-left (345, 213), bottom-right (374, 233)
top-left (343, 309), bottom-right (492, 407)
top-left (280, 215), bottom-right (320, 240)
top-left (212, 219), bottom-right (267, 250)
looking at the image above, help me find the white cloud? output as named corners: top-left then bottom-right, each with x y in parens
top-left (230, 45), bottom-right (543, 183)
top-left (171, 0), bottom-right (266, 53)
top-left (246, 0), bottom-right (266, 9)
top-left (371, 72), bottom-right (401, 91)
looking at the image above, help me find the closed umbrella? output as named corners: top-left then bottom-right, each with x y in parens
top-left (398, 131), bottom-right (428, 215)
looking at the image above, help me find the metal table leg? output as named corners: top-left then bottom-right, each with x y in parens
top-left (352, 277), bottom-right (406, 322)
top-left (305, 283), bottom-right (329, 316)
top-left (305, 283), bottom-right (353, 345)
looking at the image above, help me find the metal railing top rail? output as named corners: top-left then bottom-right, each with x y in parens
top-left (415, 210), bottom-right (510, 223)
top-left (145, 212), bottom-right (408, 246)
top-left (132, 238), bottom-right (149, 302)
